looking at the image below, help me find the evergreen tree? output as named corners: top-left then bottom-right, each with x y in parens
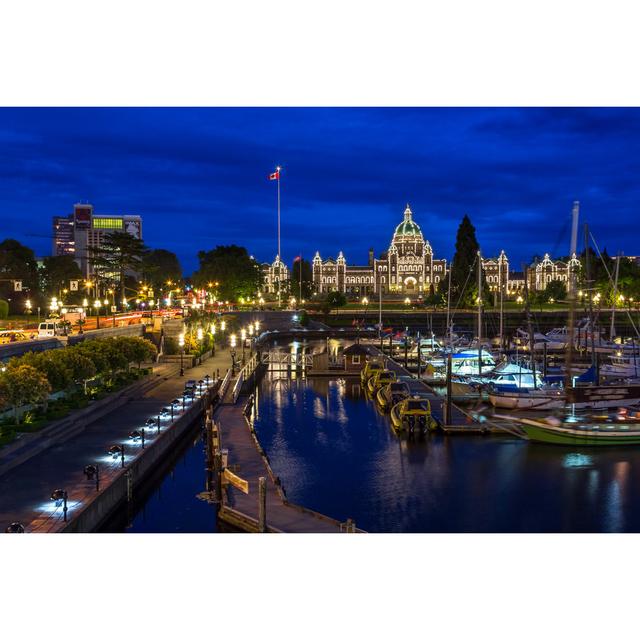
top-left (450, 214), bottom-right (482, 307)
top-left (192, 245), bottom-right (261, 301)
top-left (89, 231), bottom-right (148, 305)
top-left (290, 258), bottom-right (314, 299)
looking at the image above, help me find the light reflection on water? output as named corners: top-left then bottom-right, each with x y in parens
top-left (252, 365), bottom-right (640, 533)
top-left (108, 339), bottom-right (640, 532)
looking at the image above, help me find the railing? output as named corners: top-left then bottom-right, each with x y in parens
top-left (232, 353), bottom-right (259, 404)
top-left (219, 368), bottom-right (232, 400)
top-left (262, 353), bottom-right (314, 368)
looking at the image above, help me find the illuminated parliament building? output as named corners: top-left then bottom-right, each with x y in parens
top-left (261, 204), bottom-right (580, 298)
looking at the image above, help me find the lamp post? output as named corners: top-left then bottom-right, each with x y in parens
top-left (230, 333), bottom-right (237, 375)
top-left (241, 328), bottom-right (247, 365)
top-left (178, 333), bottom-right (185, 377)
top-left (94, 299), bottom-right (101, 329)
top-left (50, 489), bottom-right (68, 522)
top-left (83, 464), bottom-right (100, 491)
top-left (108, 444), bottom-right (125, 468)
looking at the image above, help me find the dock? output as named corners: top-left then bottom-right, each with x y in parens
top-left (212, 362), bottom-right (362, 533)
top-left (372, 347), bottom-right (518, 435)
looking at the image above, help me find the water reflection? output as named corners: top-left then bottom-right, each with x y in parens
top-left (253, 364), bottom-right (640, 532)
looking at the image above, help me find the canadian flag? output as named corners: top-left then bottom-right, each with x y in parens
top-left (269, 170), bottom-right (280, 181)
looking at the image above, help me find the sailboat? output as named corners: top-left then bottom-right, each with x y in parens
top-left (498, 202), bottom-right (640, 444)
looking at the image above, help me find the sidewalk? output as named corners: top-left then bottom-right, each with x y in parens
top-left (0, 346), bottom-right (236, 531)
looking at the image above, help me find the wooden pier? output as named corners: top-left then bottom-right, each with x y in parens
top-left (212, 370), bottom-right (362, 533)
top-left (374, 348), bottom-right (518, 435)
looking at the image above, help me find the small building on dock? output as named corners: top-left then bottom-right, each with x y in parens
top-left (343, 343), bottom-right (378, 372)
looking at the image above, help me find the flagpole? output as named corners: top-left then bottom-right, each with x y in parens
top-left (277, 167), bottom-right (281, 308)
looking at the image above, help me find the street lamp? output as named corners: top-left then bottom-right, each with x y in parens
top-left (94, 299), bottom-right (101, 328)
top-left (83, 464), bottom-right (100, 491)
top-left (108, 444), bottom-right (125, 468)
top-left (240, 328), bottom-right (247, 365)
top-left (178, 333), bottom-right (185, 377)
top-left (230, 333), bottom-right (237, 374)
top-left (50, 489), bottom-right (69, 522)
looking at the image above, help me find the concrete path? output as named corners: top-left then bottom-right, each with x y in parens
top-left (0, 348), bottom-right (235, 532)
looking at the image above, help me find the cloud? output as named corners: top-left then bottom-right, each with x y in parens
top-left (0, 107), bottom-right (638, 274)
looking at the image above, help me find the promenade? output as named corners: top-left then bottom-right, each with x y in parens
top-left (0, 348), bottom-right (236, 532)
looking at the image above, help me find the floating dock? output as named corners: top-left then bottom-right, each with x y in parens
top-left (213, 366), bottom-right (362, 533)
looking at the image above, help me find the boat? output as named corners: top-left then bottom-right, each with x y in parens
top-left (360, 359), bottom-right (384, 385)
top-left (600, 352), bottom-right (640, 378)
top-left (425, 349), bottom-right (497, 381)
top-left (488, 361), bottom-right (640, 410)
top-left (367, 369), bottom-right (397, 395)
top-left (390, 396), bottom-right (437, 434)
top-left (376, 381), bottom-right (410, 410)
top-left (495, 413), bottom-right (640, 446)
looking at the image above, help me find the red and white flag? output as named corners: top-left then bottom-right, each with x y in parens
top-left (269, 169), bottom-right (280, 181)
top-left (293, 255), bottom-right (301, 262)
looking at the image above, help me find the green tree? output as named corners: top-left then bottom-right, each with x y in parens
top-left (142, 249), bottom-right (183, 291)
top-left (450, 215), bottom-right (484, 307)
top-left (290, 258), bottom-right (314, 300)
top-left (40, 255), bottom-right (83, 299)
top-left (89, 231), bottom-right (148, 306)
top-left (0, 300), bottom-right (8, 319)
top-left (0, 364), bottom-right (51, 425)
top-left (8, 351), bottom-right (71, 396)
top-left (192, 245), bottom-right (261, 301)
top-left (0, 239), bottom-right (39, 312)
top-left (543, 279), bottom-right (567, 302)
top-left (326, 290), bottom-right (347, 312)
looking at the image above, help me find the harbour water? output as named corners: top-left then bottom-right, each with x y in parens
top-left (107, 340), bottom-right (640, 533)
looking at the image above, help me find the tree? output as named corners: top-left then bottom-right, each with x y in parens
top-left (450, 215), bottom-right (484, 307)
top-left (142, 249), bottom-right (183, 291)
top-left (40, 255), bottom-right (83, 299)
top-left (0, 239), bottom-right (39, 312)
top-left (326, 290), bottom-right (347, 312)
top-left (290, 258), bottom-right (314, 300)
top-left (543, 279), bottom-right (567, 302)
top-left (89, 231), bottom-right (148, 305)
top-left (192, 245), bottom-right (261, 301)
top-left (0, 300), bottom-right (8, 319)
top-left (0, 364), bottom-right (51, 425)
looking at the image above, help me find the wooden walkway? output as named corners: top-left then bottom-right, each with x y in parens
top-left (214, 386), bottom-right (361, 533)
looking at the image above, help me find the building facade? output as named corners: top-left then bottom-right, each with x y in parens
top-left (311, 205), bottom-right (447, 296)
top-left (260, 255), bottom-right (289, 294)
top-left (52, 203), bottom-right (143, 278)
top-left (260, 203), bottom-right (581, 298)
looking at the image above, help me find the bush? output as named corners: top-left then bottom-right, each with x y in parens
top-left (0, 299), bottom-right (8, 320)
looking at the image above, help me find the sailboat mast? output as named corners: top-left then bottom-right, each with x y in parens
top-left (564, 201), bottom-right (580, 392)
top-left (522, 264), bottom-right (537, 388)
top-left (610, 251), bottom-right (621, 341)
top-left (446, 261), bottom-right (452, 348)
top-left (499, 256), bottom-right (504, 353)
top-left (584, 223), bottom-right (596, 365)
top-left (477, 250), bottom-right (482, 375)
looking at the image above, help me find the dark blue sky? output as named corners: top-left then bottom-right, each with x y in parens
top-left (1, 107), bottom-right (638, 275)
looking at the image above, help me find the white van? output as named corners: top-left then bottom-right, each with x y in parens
top-left (38, 321), bottom-right (67, 338)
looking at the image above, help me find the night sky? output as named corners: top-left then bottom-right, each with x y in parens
top-left (1, 107), bottom-right (638, 275)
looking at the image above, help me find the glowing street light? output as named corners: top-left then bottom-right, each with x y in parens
top-left (178, 333), bottom-right (185, 377)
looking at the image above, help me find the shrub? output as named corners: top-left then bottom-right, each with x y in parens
top-left (0, 299), bottom-right (8, 319)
